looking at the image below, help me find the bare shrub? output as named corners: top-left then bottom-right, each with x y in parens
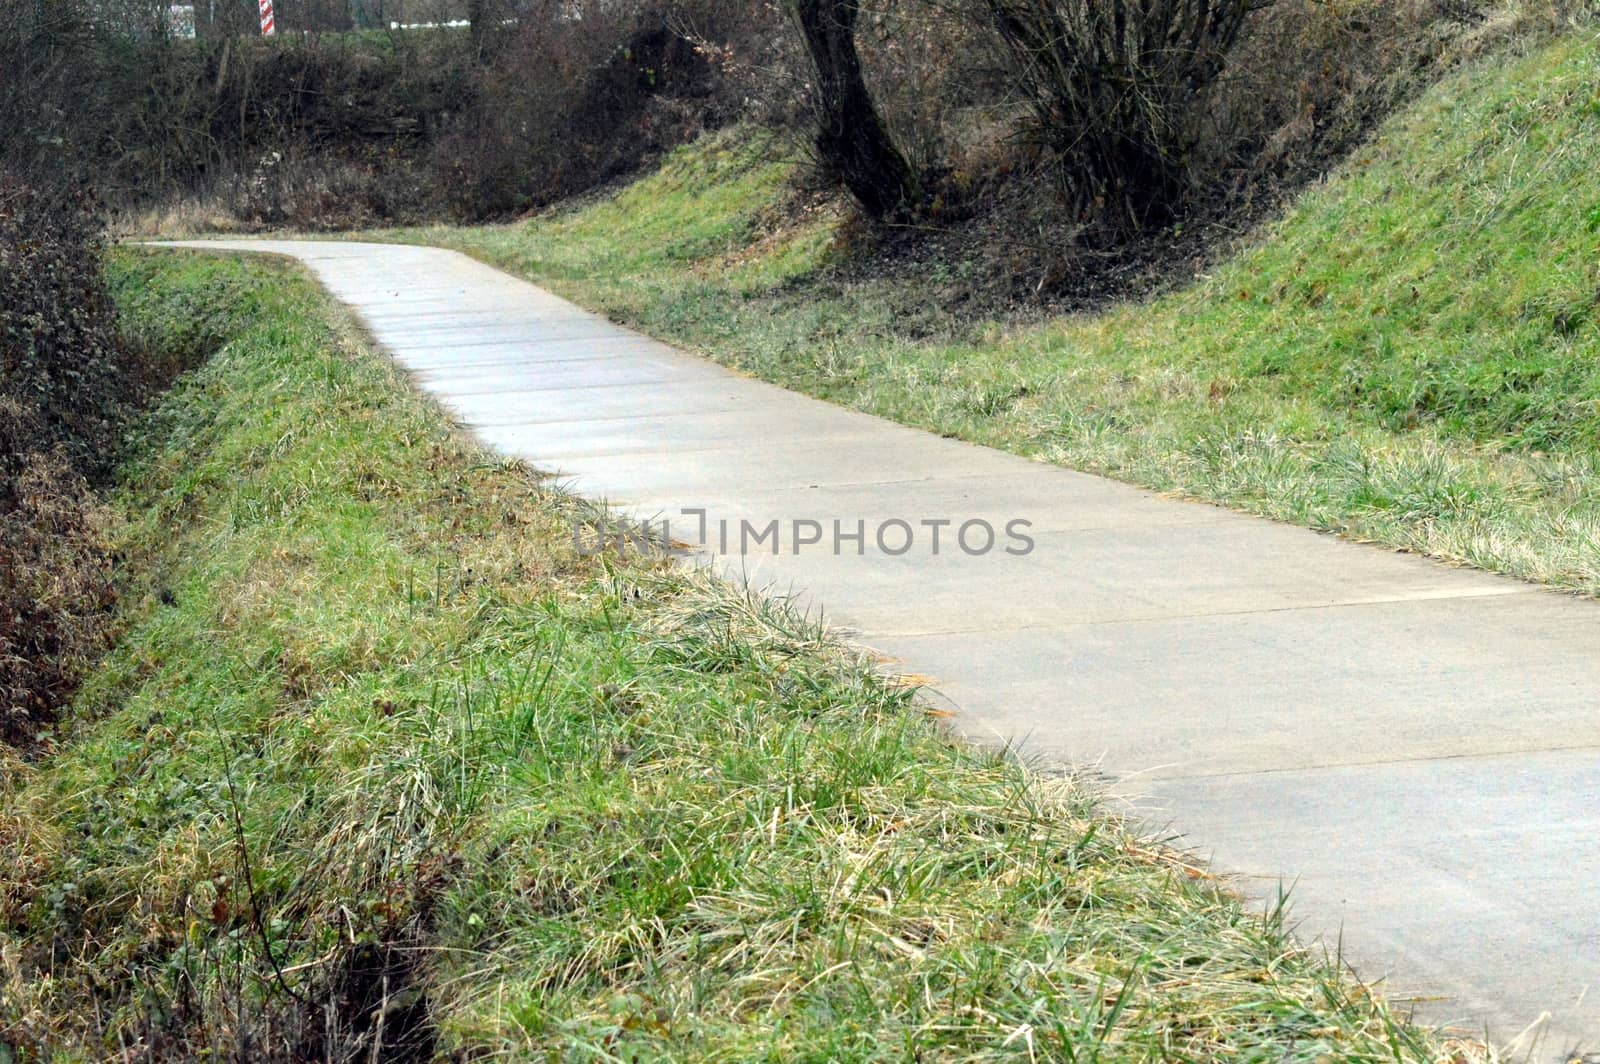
top-left (6, 0), bottom-right (761, 225)
top-left (978, 0), bottom-right (1266, 234)
top-left (103, 29), bottom-right (479, 215)
top-left (673, 0), bottom-right (812, 133)
top-left (2, 0), bottom-right (768, 227)
top-left (0, 0), bottom-right (101, 186)
top-left (435, 0), bottom-right (742, 217)
top-left (854, 0), bottom-right (1010, 182)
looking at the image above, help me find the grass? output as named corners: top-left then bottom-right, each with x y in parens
top-left (0, 249), bottom-right (1473, 1060)
top-left (376, 26), bottom-right (1600, 595)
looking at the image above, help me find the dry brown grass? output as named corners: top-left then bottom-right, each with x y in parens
top-left (0, 443), bottom-right (117, 747)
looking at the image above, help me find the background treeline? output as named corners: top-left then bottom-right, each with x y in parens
top-left (5, 0), bottom-right (1580, 234)
top-left (1, 0), bottom-right (760, 226)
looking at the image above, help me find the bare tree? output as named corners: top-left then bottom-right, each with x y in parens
top-left (467, 0), bottom-right (512, 59)
top-left (790, 0), bottom-right (918, 219)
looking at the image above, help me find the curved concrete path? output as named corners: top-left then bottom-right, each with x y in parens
top-left (160, 240), bottom-right (1599, 1058)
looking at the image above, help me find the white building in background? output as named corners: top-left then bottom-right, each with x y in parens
top-left (87, 0), bottom-right (198, 38)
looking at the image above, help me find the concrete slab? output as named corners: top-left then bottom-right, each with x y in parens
top-left (153, 238), bottom-right (1600, 1059)
top-left (865, 591), bottom-right (1597, 777)
top-left (686, 524), bottom-right (1529, 635)
top-left (611, 471), bottom-right (1242, 536)
top-left (474, 405), bottom-right (891, 460)
top-left (415, 355), bottom-right (728, 395)
top-left (386, 338), bottom-right (672, 372)
top-left (544, 433), bottom-right (1030, 501)
top-left (441, 377), bottom-right (845, 428)
top-left (368, 320), bottom-right (626, 346)
top-left (1147, 753), bottom-right (1600, 1055)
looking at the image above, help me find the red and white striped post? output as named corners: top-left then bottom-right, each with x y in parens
top-left (259, 0), bottom-right (276, 35)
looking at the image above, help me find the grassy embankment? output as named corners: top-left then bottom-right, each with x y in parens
top-left (388, 28), bottom-right (1600, 594)
top-left (0, 252), bottom-right (1465, 1059)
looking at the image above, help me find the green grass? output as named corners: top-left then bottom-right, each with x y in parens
top-left (381, 27), bottom-right (1600, 594)
top-left (0, 250), bottom-right (1462, 1060)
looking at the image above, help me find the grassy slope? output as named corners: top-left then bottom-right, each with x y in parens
top-left (0, 251), bottom-right (1454, 1060)
top-left (388, 28), bottom-right (1600, 594)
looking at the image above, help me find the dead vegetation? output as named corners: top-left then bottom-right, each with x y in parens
top-left (0, 430), bottom-right (115, 748)
top-left (1, 0), bottom-right (766, 230)
top-left (0, 179), bottom-right (210, 746)
top-left (0, 186), bottom-right (119, 745)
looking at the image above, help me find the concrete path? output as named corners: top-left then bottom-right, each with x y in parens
top-left (161, 240), bottom-right (1600, 1058)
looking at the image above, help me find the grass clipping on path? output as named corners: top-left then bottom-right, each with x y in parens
top-left (387, 26), bottom-right (1600, 596)
top-left (1, 251), bottom-right (1468, 1061)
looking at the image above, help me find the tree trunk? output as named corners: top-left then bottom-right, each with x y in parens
top-left (467, 0), bottom-right (491, 61)
top-left (791, 0), bottom-right (916, 220)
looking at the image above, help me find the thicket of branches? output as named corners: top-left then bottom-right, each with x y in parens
top-left (979, 0), bottom-right (1264, 230)
top-left (5, 0), bottom-right (1555, 237)
top-left (787, 0), bottom-right (1567, 237)
top-left (0, 0), bottom-right (761, 226)
top-left (441, 0), bottom-right (756, 217)
top-left (787, 0), bottom-right (1266, 227)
